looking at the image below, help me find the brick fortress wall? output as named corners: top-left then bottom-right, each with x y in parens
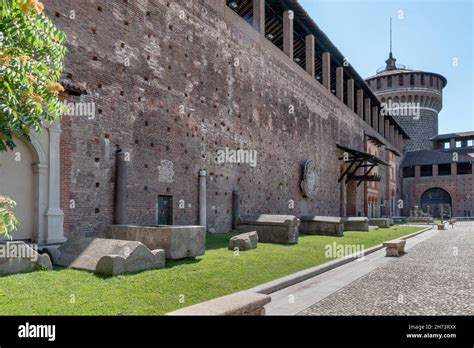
top-left (45, 0), bottom-right (394, 236)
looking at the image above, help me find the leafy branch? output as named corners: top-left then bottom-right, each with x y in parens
top-left (0, 195), bottom-right (17, 239)
top-left (0, 0), bottom-right (67, 152)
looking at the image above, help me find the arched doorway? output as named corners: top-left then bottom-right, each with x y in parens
top-left (0, 137), bottom-right (35, 240)
top-left (420, 188), bottom-right (452, 219)
top-left (0, 123), bottom-right (65, 245)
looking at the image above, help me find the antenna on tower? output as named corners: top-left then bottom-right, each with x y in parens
top-left (385, 17), bottom-right (397, 70)
top-left (390, 17), bottom-right (393, 54)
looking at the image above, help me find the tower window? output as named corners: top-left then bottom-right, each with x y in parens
top-left (376, 78), bottom-right (381, 89)
top-left (420, 165), bottom-right (433, 177)
top-left (410, 74), bottom-right (414, 85)
top-left (438, 163), bottom-right (451, 176)
top-left (457, 162), bottom-right (473, 175)
top-left (443, 142), bottom-right (450, 149)
top-left (421, 75), bottom-right (425, 85)
top-left (468, 139), bottom-right (474, 147)
top-left (387, 76), bottom-right (392, 87)
top-left (399, 75), bottom-right (403, 86)
top-left (430, 75), bottom-right (433, 86)
top-left (402, 166), bottom-right (415, 178)
top-left (455, 141), bottom-right (462, 148)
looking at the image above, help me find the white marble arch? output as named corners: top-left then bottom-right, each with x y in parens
top-left (28, 121), bottom-right (66, 245)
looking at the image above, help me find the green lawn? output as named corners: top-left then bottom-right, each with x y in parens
top-left (0, 226), bottom-right (424, 315)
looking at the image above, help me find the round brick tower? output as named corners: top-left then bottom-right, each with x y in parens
top-left (366, 53), bottom-right (447, 152)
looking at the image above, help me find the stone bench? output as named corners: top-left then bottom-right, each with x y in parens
top-left (166, 291), bottom-right (271, 316)
top-left (237, 214), bottom-right (299, 244)
top-left (343, 217), bottom-right (369, 231)
top-left (383, 239), bottom-right (406, 257)
top-left (299, 216), bottom-right (344, 237)
top-left (369, 218), bottom-right (391, 228)
top-left (107, 225), bottom-right (206, 260)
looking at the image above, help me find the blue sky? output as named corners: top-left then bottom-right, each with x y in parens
top-left (299, 0), bottom-right (474, 134)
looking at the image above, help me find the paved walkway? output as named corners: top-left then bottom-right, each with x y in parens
top-left (265, 224), bottom-right (473, 315)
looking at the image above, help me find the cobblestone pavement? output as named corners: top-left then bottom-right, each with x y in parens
top-left (299, 224), bottom-right (474, 315)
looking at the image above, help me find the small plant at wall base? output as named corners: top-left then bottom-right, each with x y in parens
top-left (0, 0), bottom-right (67, 152)
top-left (0, 195), bottom-right (17, 239)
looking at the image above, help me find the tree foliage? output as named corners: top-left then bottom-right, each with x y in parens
top-left (0, 0), bottom-right (67, 152)
top-left (0, 195), bottom-right (17, 238)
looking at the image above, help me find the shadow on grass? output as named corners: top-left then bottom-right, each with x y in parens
top-left (165, 257), bottom-right (201, 269)
top-left (88, 256), bottom-right (203, 279)
top-left (40, 262), bottom-right (203, 280)
top-left (0, 264), bottom-right (71, 278)
top-left (205, 232), bottom-right (235, 250)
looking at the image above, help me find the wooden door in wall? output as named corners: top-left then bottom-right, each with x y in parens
top-left (157, 195), bottom-right (173, 225)
top-left (346, 181), bottom-right (357, 217)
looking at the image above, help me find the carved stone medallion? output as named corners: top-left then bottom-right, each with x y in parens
top-left (300, 159), bottom-right (320, 199)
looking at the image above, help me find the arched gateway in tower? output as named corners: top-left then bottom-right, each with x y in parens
top-left (420, 188), bottom-right (452, 219)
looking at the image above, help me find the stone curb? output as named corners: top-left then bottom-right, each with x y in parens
top-left (249, 226), bottom-right (433, 295)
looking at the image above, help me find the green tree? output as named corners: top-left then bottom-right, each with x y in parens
top-left (0, 0), bottom-right (67, 239)
top-left (0, 0), bottom-right (67, 152)
top-left (0, 195), bottom-right (17, 238)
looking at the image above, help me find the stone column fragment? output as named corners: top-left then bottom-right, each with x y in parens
top-left (199, 170), bottom-right (207, 228)
top-left (115, 149), bottom-right (128, 225)
top-left (232, 190), bottom-right (240, 231)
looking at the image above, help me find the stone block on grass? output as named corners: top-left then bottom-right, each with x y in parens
top-left (96, 255), bottom-right (125, 275)
top-left (0, 241), bottom-right (52, 275)
top-left (343, 217), bottom-right (369, 231)
top-left (299, 216), bottom-right (344, 236)
top-left (55, 238), bottom-right (165, 275)
top-left (369, 218), bottom-right (391, 228)
top-left (107, 225), bottom-right (206, 260)
top-left (41, 246), bottom-right (61, 264)
top-left (237, 214), bottom-right (299, 244)
top-left (228, 231), bottom-right (258, 251)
